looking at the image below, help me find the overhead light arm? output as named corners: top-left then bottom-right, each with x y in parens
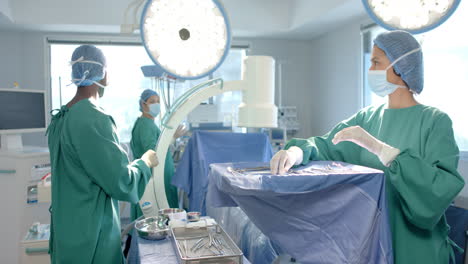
top-left (121, 0), bottom-right (145, 34)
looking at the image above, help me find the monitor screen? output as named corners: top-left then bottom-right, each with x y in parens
top-left (0, 89), bottom-right (46, 132)
top-left (270, 128), bottom-right (285, 141)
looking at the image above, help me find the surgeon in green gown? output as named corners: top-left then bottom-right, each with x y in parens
top-left (270, 31), bottom-right (465, 264)
top-left (129, 89), bottom-right (187, 220)
top-left (46, 45), bottom-right (159, 264)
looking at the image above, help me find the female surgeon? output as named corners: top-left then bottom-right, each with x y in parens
top-left (270, 30), bottom-right (465, 264)
top-left (129, 89), bottom-right (187, 220)
top-left (47, 45), bottom-right (159, 264)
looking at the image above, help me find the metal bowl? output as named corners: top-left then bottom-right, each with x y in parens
top-left (135, 216), bottom-right (168, 240)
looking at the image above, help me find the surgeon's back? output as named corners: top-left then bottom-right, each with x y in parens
top-left (47, 98), bottom-right (151, 264)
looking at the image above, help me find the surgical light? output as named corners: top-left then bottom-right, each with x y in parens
top-left (140, 0), bottom-right (231, 80)
top-left (362, 0), bottom-right (461, 34)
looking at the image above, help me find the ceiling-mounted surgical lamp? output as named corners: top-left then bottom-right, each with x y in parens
top-left (138, 0), bottom-right (278, 216)
top-left (140, 0), bottom-right (231, 79)
top-left (361, 0), bottom-right (461, 34)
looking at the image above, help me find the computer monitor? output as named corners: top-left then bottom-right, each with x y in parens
top-left (270, 128), bottom-right (286, 141)
top-left (0, 88), bottom-right (47, 150)
top-left (269, 128), bottom-right (287, 153)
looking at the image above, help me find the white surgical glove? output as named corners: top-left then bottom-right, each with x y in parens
top-left (332, 126), bottom-right (400, 167)
top-left (270, 146), bottom-right (303, 175)
top-left (141, 150), bottom-right (159, 168)
top-left (173, 124), bottom-right (188, 139)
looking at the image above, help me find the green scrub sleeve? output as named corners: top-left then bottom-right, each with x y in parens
top-left (140, 122), bottom-right (158, 152)
top-left (387, 115), bottom-right (465, 230)
top-left (75, 116), bottom-right (152, 204)
top-left (285, 112), bottom-right (364, 165)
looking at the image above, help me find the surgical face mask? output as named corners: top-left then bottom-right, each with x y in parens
top-left (146, 103), bottom-right (160, 117)
top-left (368, 47), bottom-right (421, 97)
top-left (367, 67), bottom-right (403, 97)
top-left (93, 81), bottom-right (106, 98)
top-left (98, 86), bottom-right (105, 98)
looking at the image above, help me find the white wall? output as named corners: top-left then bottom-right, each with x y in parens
top-left (306, 17), bottom-right (367, 136)
top-left (0, 31), bottom-right (22, 87)
top-left (307, 16), bottom-right (468, 201)
top-left (0, 0), bottom-right (13, 22)
top-left (240, 38), bottom-right (315, 138)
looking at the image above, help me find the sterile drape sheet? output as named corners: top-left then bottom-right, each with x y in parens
top-left (172, 131), bottom-right (273, 215)
top-left (207, 161), bottom-right (394, 264)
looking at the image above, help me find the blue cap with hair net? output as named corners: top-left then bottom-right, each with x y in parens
top-left (71, 45), bottom-right (107, 87)
top-left (373, 30), bottom-right (424, 94)
top-left (139, 89), bottom-right (159, 112)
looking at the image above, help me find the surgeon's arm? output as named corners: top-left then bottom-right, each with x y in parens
top-left (387, 115), bottom-right (465, 230)
top-left (76, 116), bottom-right (152, 204)
top-left (284, 112), bottom-right (364, 165)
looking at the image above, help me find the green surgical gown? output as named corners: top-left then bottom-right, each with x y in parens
top-left (46, 99), bottom-right (152, 264)
top-left (285, 104), bottom-right (465, 264)
top-left (129, 116), bottom-right (179, 221)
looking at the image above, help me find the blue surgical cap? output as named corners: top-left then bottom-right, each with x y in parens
top-left (139, 89), bottom-right (159, 112)
top-left (71, 45), bottom-right (107, 87)
top-left (374, 30), bottom-right (424, 94)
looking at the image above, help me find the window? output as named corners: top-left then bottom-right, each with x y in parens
top-left (50, 43), bottom-right (153, 143)
top-left (50, 42), bottom-right (245, 142)
top-left (361, 0), bottom-right (468, 155)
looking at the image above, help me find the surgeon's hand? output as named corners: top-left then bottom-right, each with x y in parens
top-left (141, 150), bottom-right (159, 168)
top-left (332, 126), bottom-right (400, 166)
top-left (173, 124), bottom-right (188, 139)
top-left (270, 146), bottom-right (303, 175)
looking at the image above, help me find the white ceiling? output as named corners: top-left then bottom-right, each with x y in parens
top-left (0, 0), bottom-right (367, 40)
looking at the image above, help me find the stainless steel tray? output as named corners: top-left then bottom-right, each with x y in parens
top-left (170, 223), bottom-right (243, 264)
